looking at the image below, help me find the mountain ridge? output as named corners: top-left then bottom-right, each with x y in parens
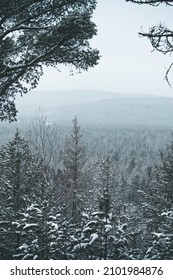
top-left (16, 90), bottom-right (173, 128)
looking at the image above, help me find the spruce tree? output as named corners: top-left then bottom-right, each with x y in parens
top-left (63, 116), bottom-right (87, 224)
top-left (0, 130), bottom-right (58, 259)
top-left (0, 130), bottom-right (35, 258)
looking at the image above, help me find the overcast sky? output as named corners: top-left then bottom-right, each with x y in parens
top-left (36, 1), bottom-right (173, 96)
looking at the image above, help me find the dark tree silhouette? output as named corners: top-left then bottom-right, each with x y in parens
top-left (0, 0), bottom-right (100, 121)
top-left (126, 0), bottom-right (173, 85)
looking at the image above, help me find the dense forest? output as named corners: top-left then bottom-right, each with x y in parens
top-left (1, 0), bottom-right (173, 261)
top-left (0, 111), bottom-right (173, 260)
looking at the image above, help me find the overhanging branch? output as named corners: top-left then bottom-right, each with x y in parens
top-left (126, 0), bottom-right (173, 6)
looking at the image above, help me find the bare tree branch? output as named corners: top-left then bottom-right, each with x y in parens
top-left (127, 0), bottom-right (173, 86)
top-left (126, 0), bottom-right (173, 6)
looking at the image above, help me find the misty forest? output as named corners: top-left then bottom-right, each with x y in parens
top-left (1, 91), bottom-right (173, 260)
top-left (1, 0), bottom-right (173, 260)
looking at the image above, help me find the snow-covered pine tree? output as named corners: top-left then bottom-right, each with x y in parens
top-left (73, 156), bottom-right (116, 259)
top-left (144, 139), bottom-right (173, 259)
top-left (63, 116), bottom-right (87, 224)
top-left (96, 156), bottom-right (114, 259)
top-left (0, 130), bottom-right (60, 259)
top-left (55, 204), bottom-right (81, 260)
top-left (0, 131), bottom-right (34, 258)
top-left (91, 156), bottom-right (142, 260)
top-left (159, 139), bottom-right (173, 208)
top-left (19, 201), bottom-right (61, 260)
top-left (18, 159), bottom-right (63, 259)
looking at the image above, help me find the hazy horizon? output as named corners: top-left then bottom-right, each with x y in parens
top-left (30, 1), bottom-right (173, 97)
top-left (15, 89), bottom-right (173, 129)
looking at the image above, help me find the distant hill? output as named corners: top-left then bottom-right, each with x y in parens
top-left (16, 90), bottom-right (173, 128)
top-left (16, 89), bottom-right (120, 107)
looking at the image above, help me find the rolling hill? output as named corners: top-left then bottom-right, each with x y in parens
top-left (16, 90), bottom-right (173, 127)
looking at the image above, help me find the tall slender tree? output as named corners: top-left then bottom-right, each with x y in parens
top-left (0, 130), bottom-right (35, 258)
top-left (63, 116), bottom-right (87, 224)
top-left (0, 130), bottom-right (59, 259)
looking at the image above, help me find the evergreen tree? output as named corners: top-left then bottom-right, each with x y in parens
top-left (0, 130), bottom-right (58, 259)
top-left (0, 0), bottom-right (99, 121)
top-left (63, 116), bottom-right (87, 224)
top-left (0, 130), bottom-right (35, 258)
top-left (144, 139), bottom-right (173, 259)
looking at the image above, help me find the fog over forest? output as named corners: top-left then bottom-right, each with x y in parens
top-left (15, 90), bottom-right (173, 127)
top-left (1, 90), bottom-right (173, 260)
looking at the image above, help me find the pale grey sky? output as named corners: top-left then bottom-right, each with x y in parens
top-left (35, 1), bottom-right (173, 96)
